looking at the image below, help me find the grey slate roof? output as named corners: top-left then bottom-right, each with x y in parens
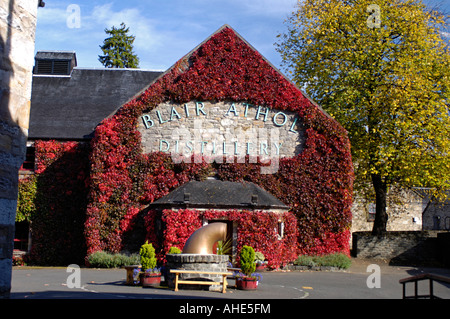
top-left (150, 178), bottom-right (289, 210)
top-left (34, 50), bottom-right (77, 62)
top-left (29, 66), bottom-right (162, 140)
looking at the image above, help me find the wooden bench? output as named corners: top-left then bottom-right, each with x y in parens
top-left (170, 269), bottom-right (233, 293)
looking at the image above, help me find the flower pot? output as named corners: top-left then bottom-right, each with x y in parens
top-left (236, 277), bottom-right (258, 290)
top-left (256, 264), bottom-right (266, 271)
top-left (142, 273), bottom-right (161, 287)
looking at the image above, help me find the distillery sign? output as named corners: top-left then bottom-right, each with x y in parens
top-left (138, 101), bottom-right (304, 161)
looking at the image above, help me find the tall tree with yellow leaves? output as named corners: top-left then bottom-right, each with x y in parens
top-left (277, 0), bottom-right (450, 234)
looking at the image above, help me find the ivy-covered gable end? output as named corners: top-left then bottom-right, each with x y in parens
top-left (29, 26), bottom-right (353, 266)
top-left (85, 25), bottom-right (354, 267)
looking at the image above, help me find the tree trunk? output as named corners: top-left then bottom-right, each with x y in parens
top-left (371, 174), bottom-right (388, 235)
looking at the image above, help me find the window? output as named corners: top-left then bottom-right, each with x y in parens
top-left (367, 202), bottom-right (376, 222)
top-left (20, 146), bottom-right (35, 171)
top-left (14, 221), bottom-right (30, 252)
top-left (276, 221), bottom-right (284, 239)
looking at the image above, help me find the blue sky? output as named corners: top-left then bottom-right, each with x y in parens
top-left (35, 1), bottom-right (449, 71)
top-left (35, 0), bottom-right (298, 71)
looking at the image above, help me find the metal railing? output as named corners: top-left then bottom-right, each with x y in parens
top-left (399, 273), bottom-right (450, 299)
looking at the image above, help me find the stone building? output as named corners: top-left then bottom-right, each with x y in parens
top-left (15, 50), bottom-right (162, 252)
top-left (352, 188), bottom-right (450, 233)
top-left (28, 51), bottom-right (162, 142)
top-left (20, 25), bottom-right (355, 266)
top-left (148, 177), bottom-right (290, 262)
top-left (0, 0), bottom-right (44, 299)
top-left (351, 187), bottom-right (449, 265)
top-left (17, 24), bottom-right (448, 267)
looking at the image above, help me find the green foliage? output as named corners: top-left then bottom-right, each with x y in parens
top-left (277, 0), bottom-right (450, 234)
top-left (16, 175), bottom-right (37, 222)
top-left (240, 245), bottom-right (256, 276)
top-left (99, 22), bottom-right (139, 68)
top-left (294, 253), bottom-right (352, 269)
top-left (87, 251), bottom-right (140, 268)
top-left (168, 246), bottom-right (181, 254)
top-left (139, 241), bottom-right (157, 270)
top-left (216, 239), bottom-right (232, 255)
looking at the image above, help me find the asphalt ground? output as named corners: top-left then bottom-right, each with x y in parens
top-left (7, 258), bottom-right (450, 316)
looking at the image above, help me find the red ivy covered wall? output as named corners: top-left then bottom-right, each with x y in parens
top-left (82, 26), bottom-right (354, 264)
top-left (143, 209), bottom-right (298, 268)
top-left (29, 140), bottom-right (90, 265)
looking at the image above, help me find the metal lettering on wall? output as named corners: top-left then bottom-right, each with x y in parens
top-left (138, 101), bottom-right (305, 165)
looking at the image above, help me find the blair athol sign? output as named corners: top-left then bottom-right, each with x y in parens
top-left (138, 100), bottom-right (305, 171)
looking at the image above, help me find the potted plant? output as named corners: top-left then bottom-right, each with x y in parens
top-left (168, 246), bottom-right (181, 254)
top-left (163, 246), bottom-right (181, 284)
top-left (236, 245), bottom-right (261, 290)
top-left (139, 241), bottom-right (161, 287)
top-left (216, 239), bottom-right (232, 255)
top-left (124, 265), bottom-right (141, 286)
top-left (255, 251), bottom-right (266, 271)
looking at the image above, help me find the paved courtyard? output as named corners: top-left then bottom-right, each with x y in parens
top-left (10, 258), bottom-right (450, 300)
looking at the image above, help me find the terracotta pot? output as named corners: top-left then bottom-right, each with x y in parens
top-left (236, 277), bottom-right (258, 290)
top-left (142, 273), bottom-right (161, 287)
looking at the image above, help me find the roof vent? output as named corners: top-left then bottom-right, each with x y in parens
top-left (34, 51), bottom-right (77, 75)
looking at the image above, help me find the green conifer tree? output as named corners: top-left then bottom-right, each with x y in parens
top-left (98, 22), bottom-right (139, 68)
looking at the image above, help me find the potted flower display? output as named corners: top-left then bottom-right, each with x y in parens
top-left (236, 245), bottom-right (261, 290)
top-left (162, 246), bottom-right (181, 284)
top-left (125, 265), bottom-right (141, 286)
top-left (139, 241), bottom-right (161, 287)
top-left (255, 251), bottom-right (267, 271)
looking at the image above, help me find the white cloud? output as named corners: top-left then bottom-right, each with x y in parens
top-left (36, 3), bottom-right (69, 26)
top-left (34, 1), bottom-right (296, 69)
top-left (88, 3), bottom-right (163, 52)
top-left (35, 2), bottom-right (167, 68)
top-left (88, 4), bottom-right (194, 69)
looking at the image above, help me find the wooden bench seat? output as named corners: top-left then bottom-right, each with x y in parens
top-left (169, 269), bottom-right (233, 293)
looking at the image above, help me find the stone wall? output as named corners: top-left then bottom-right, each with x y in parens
top-left (166, 254), bottom-right (229, 292)
top-left (422, 198), bottom-right (450, 231)
top-left (351, 187), bottom-right (450, 250)
top-left (352, 231), bottom-right (449, 266)
top-left (0, 0), bottom-right (39, 298)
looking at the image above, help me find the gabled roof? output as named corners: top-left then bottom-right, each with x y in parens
top-left (29, 67), bottom-right (162, 140)
top-left (30, 25), bottom-right (337, 142)
top-left (150, 178), bottom-right (289, 210)
top-left (124, 24), bottom-right (331, 120)
top-left (34, 50), bottom-right (77, 62)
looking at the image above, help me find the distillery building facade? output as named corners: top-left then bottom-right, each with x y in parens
top-left (20, 25), bottom-right (356, 266)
